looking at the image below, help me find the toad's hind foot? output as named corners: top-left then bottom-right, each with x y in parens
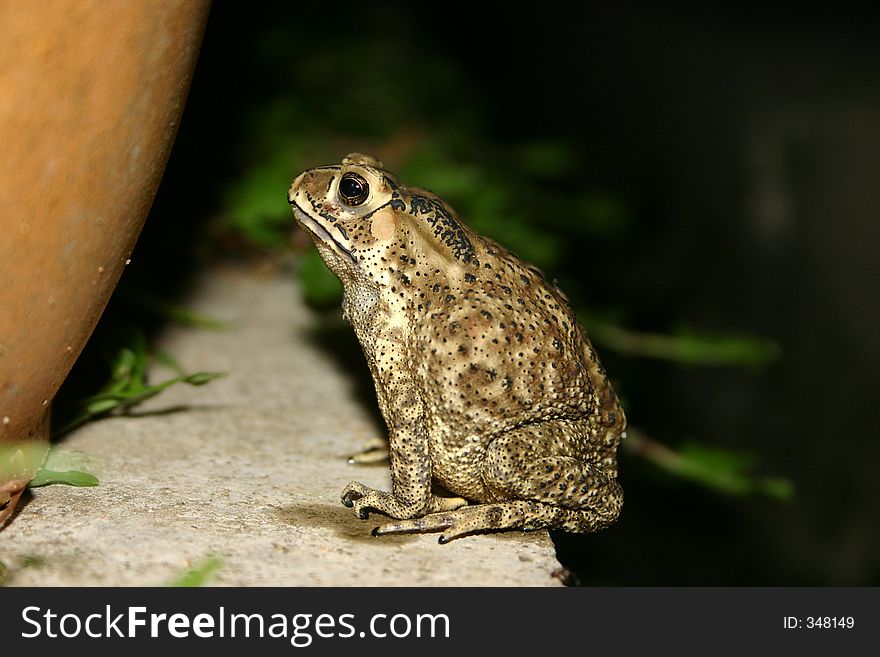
top-left (373, 500), bottom-right (580, 543)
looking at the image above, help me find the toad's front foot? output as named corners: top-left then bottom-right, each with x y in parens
top-left (341, 481), bottom-right (467, 521)
top-left (341, 480), bottom-right (422, 520)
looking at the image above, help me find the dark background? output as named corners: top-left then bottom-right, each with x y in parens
top-left (95, 2), bottom-right (879, 585)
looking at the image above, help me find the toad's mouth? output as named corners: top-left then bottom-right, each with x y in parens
top-left (290, 200), bottom-right (356, 265)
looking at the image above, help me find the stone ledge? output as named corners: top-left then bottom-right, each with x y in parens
top-left (0, 263), bottom-right (563, 586)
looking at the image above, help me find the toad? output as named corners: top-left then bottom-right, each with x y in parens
top-left (288, 154), bottom-right (624, 542)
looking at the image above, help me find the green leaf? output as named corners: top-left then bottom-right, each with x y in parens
top-left (757, 477), bottom-right (796, 501)
top-left (29, 469), bottom-right (99, 488)
top-left (112, 348), bottom-right (137, 381)
top-left (53, 328), bottom-right (227, 438)
top-left (223, 151), bottom-right (297, 248)
top-left (184, 371), bottom-right (227, 386)
top-left (675, 443), bottom-right (758, 496)
top-left (85, 398), bottom-right (120, 415)
top-left (582, 315), bottom-right (781, 370)
top-left (25, 446), bottom-right (99, 489)
top-left (623, 430), bottom-right (794, 501)
top-left (166, 554), bottom-right (223, 587)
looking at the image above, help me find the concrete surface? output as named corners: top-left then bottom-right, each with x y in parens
top-left (0, 262), bottom-right (564, 586)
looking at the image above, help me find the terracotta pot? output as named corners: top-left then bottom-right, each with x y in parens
top-left (0, 1), bottom-right (211, 526)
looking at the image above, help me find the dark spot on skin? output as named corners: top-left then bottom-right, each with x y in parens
top-left (464, 273), bottom-right (476, 283)
top-left (409, 195), bottom-right (475, 263)
top-left (446, 294), bottom-right (456, 303)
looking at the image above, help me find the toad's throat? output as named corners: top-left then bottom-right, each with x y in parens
top-left (291, 201), bottom-right (355, 265)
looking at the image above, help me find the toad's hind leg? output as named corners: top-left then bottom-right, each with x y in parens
top-left (374, 430), bottom-right (623, 541)
top-left (374, 499), bottom-right (590, 542)
top-left (481, 432), bottom-right (623, 534)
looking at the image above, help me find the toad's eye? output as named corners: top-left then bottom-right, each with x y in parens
top-left (339, 172), bottom-right (369, 206)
